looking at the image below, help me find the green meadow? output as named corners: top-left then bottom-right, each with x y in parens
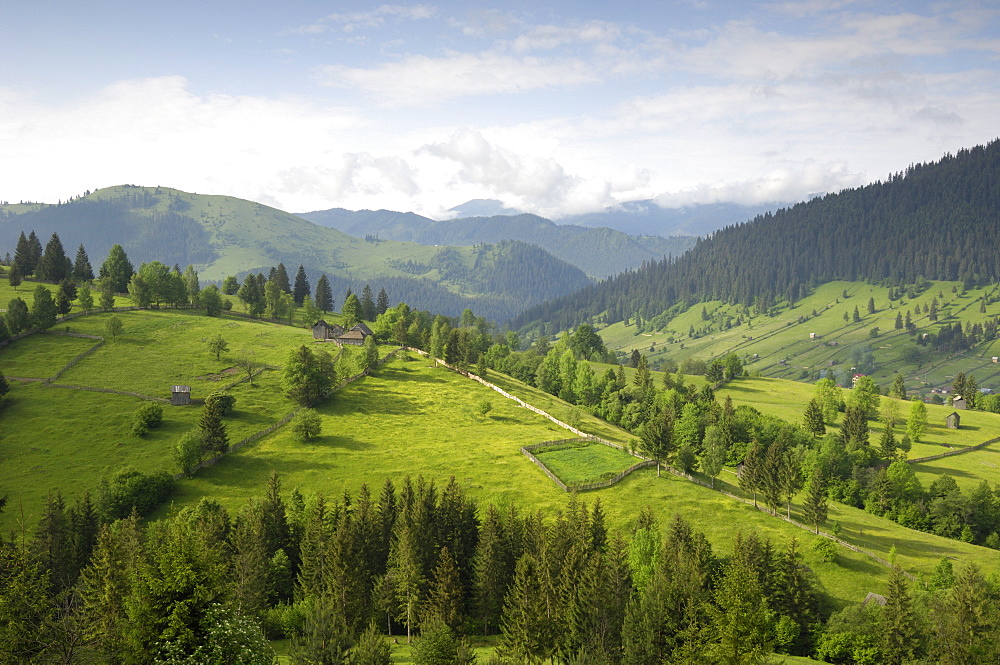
top-left (4, 307), bottom-right (1000, 612)
top-left (532, 440), bottom-right (640, 486)
top-left (599, 280), bottom-right (1000, 395)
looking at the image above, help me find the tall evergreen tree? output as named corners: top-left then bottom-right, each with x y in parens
top-left (361, 284), bottom-right (377, 321)
top-left (99, 244), bottom-right (134, 293)
top-left (879, 566), bottom-right (920, 664)
top-left (272, 263), bottom-right (291, 293)
top-left (31, 284), bottom-right (58, 328)
top-left (26, 230), bottom-right (43, 273)
top-left (803, 467), bottom-right (828, 534)
top-left (314, 274), bottom-right (333, 314)
top-left (72, 243), bottom-right (94, 282)
top-left (293, 265), bottom-right (310, 305)
top-left (803, 398), bottom-right (826, 436)
top-left (342, 293), bottom-right (362, 329)
top-left (199, 398), bottom-right (229, 454)
top-left (7, 296), bottom-right (30, 334)
top-left (376, 287), bottom-right (390, 316)
top-left (37, 232), bottom-right (69, 282)
top-left (13, 231), bottom-right (33, 275)
top-left (7, 261), bottom-right (21, 291)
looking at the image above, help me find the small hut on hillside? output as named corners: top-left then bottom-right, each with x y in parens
top-left (946, 412), bottom-right (961, 429)
top-left (171, 385), bottom-right (192, 406)
top-left (952, 396), bottom-right (967, 410)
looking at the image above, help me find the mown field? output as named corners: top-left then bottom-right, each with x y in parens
top-left (4, 307), bottom-right (1000, 615)
top-left (599, 279), bottom-right (1000, 395)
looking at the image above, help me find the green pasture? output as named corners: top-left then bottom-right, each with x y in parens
top-left (598, 280), bottom-right (1000, 394)
top-left (532, 441), bottom-right (640, 486)
top-left (55, 310), bottom-right (315, 397)
top-left (0, 333), bottom-right (97, 379)
top-left (0, 382), bottom-right (192, 529)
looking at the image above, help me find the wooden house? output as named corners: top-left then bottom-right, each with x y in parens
top-left (946, 412), bottom-right (961, 429)
top-left (952, 396), bottom-right (967, 410)
top-left (312, 320), bottom-right (344, 341)
top-left (171, 385), bottom-right (192, 406)
top-left (335, 323), bottom-right (374, 346)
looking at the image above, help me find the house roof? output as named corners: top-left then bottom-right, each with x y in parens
top-left (351, 322), bottom-right (374, 335)
top-left (339, 330), bottom-right (366, 340)
top-left (313, 320), bottom-right (329, 327)
top-left (172, 385), bottom-right (191, 393)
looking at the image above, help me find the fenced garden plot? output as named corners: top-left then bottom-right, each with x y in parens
top-left (524, 438), bottom-right (652, 491)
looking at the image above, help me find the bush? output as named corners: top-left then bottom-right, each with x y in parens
top-left (174, 430), bottom-right (204, 476)
top-left (131, 402), bottom-right (164, 436)
top-left (291, 409), bottom-right (322, 442)
top-left (97, 467), bottom-right (175, 521)
top-left (205, 391), bottom-right (236, 416)
top-left (813, 536), bottom-right (838, 563)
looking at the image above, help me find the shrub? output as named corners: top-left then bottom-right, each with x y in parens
top-left (131, 402), bottom-right (163, 436)
top-left (97, 467), bottom-right (175, 521)
top-left (205, 391), bottom-right (237, 416)
top-left (813, 536), bottom-right (837, 563)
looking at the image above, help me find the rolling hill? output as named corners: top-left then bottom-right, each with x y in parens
top-left (0, 186), bottom-right (590, 321)
top-left (298, 208), bottom-right (697, 279)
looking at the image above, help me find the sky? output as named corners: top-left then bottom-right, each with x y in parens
top-left (2, 1), bottom-right (998, 219)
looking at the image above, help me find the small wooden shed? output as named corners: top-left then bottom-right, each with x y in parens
top-left (171, 385), bottom-right (192, 406)
top-left (946, 412), bottom-right (961, 429)
top-left (312, 320), bottom-right (344, 341)
top-left (952, 397), bottom-right (967, 410)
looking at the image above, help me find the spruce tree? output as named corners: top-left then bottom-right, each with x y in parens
top-left (376, 287), bottom-right (390, 316)
top-left (878, 427), bottom-right (898, 460)
top-left (26, 230), bottom-right (42, 273)
top-left (7, 261), bottom-right (21, 290)
top-left (99, 244), bottom-right (134, 292)
top-left (293, 264), bottom-right (310, 305)
top-left (803, 399), bottom-right (826, 436)
top-left (361, 284), bottom-right (376, 321)
top-left (30, 284), bottom-right (58, 328)
top-left (314, 274), bottom-right (333, 313)
top-left (879, 566), bottom-right (919, 664)
top-left (803, 468), bottom-right (828, 533)
top-left (37, 232), bottom-right (69, 282)
top-left (199, 399), bottom-right (229, 454)
top-left (72, 243), bottom-right (94, 282)
top-left (13, 231), bottom-right (32, 275)
top-left (272, 262), bottom-right (291, 293)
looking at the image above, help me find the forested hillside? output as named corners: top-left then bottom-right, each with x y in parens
top-left (513, 141), bottom-right (1000, 332)
top-left (299, 209), bottom-right (696, 279)
top-left (0, 187), bottom-right (590, 321)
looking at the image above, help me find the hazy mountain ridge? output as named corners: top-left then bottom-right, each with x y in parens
top-left (0, 186), bottom-right (589, 321)
top-left (298, 208), bottom-right (697, 279)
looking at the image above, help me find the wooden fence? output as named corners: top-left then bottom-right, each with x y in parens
top-left (906, 436), bottom-right (1000, 464)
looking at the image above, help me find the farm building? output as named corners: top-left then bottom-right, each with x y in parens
top-left (312, 320), bottom-right (344, 341)
top-left (952, 397), bottom-right (967, 410)
top-left (335, 323), bottom-right (374, 346)
top-left (171, 385), bottom-right (192, 406)
top-left (946, 412), bottom-right (961, 429)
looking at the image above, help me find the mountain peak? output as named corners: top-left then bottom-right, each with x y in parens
top-left (447, 199), bottom-right (522, 218)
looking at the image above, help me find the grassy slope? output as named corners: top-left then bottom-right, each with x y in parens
top-left (600, 280), bottom-right (1000, 395)
top-left (4, 308), bottom-right (1000, 609)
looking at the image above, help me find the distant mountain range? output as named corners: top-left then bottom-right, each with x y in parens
top-left (443, 198), bottom-right (782, 237)
top-left (297, 208), bottom-right (697, 279)
top-left (0, 186), bottom-right (590, 321)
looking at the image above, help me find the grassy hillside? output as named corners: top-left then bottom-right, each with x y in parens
top-left (5, 307), bottom-right (1000, 611)
top-left (600, 279), bottom-right (1000, 395)
top-left (0, 186), bottom-right (590, 320)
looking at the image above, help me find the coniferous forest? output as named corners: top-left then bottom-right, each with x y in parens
top-left (8, 471), bottom-right (999, 665)
top-left (513, 141), bottom-right (1000, 332)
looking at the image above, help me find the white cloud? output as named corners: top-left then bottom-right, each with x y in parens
top-left (284, 4), bottom-right (434, 35)
top-left (315, 51), bottom-right (598, 104)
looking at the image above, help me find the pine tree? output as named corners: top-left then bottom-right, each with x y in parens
top-left (803, 399), bottom-right (826, 436)
top-left (14, 231), bottom-right (33, 275)
top-left (867, 297), bottom-right (876, 314)
top-left (709, 557), bottom-right (775, 665)
top-left (361, 284), bottom-right (376, 321)
top-left (889, 374), bottom-right (906, 399)
top-left (99, 244), bottom-right (134, 292)
top-left (843, 405), bottom-right (869, 446)
top-left (424, 547), bottom-right (463, 632)
top-left (7, 261), bottom-right (21, 290)
top-left (500, 554), bottom-right (556, 663)
top-left (932, 564), bottom-right (1000, 664)
top-left (37, 232), bottom-right (69, 282)
top-left (272, 262), bottom-right (291, 293)
top-left (852, 305), bottom-right (861, 322)
top-left (314, 274), bottom-right (334, 313)
top-left (31, 284), bottom-right (58, 328)
top-left (803, 468), bottom-right (828, 533)
top-left (293, 264), bottom-right (310, 305)
top-left (72, 244), bottom-right (94, 282)
top-left (199, 398), bottom-right (229, 454)
top-left (879, 566), bottom-right (919, 664)
top-left (26, 230), bottom-right (43, 273)
top-left (377, 287), bottom-right (390, 316)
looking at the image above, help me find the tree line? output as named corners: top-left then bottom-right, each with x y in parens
top-left (513, 140), bottom-right (1000, 333)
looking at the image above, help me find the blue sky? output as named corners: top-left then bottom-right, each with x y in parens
top-left (2, 1), bottom-right (998, 218)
